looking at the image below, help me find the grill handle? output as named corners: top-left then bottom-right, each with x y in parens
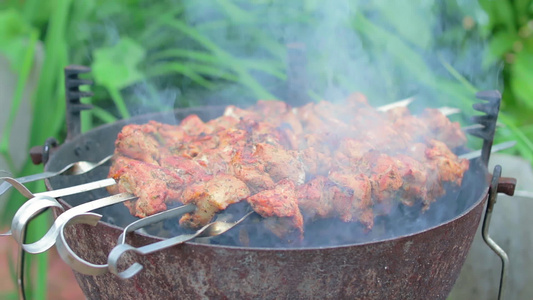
top-left (482, 165), bottom-right (517, 300)
top-left (65, 65), bottom-right (94, 141)
top-left (467, 90), bottom-right (501, 167)
top-left (30, 65), bottom-right (94, 166)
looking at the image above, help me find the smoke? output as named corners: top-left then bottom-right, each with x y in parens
top-left (177, 1), bottom-right (496, 108)
top-left (74, 1), bottom-right (498, 247)
top-left (79, 0), bottom-right (498, 112)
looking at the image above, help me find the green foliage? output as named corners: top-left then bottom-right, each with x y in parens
top-left (0, 9), bottom-right (37, 72)
top-left (92, 37), bottom-right (146, 118)
top-left (479, 0), bottom-right (533, 163)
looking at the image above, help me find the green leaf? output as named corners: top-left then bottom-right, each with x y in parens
top-left (0, 9), bottom-right (36, 72)
top-left (438, 55), bottom-right (477, 94)
top-left (483, 31), bottom-right (516, 68)
top-left (163, 18), bottom-right (276, 99)
top-left (510, 51), bottom-right (533, 109)
top-left (215, 0), bottom-right (256, 24)
top-left (241, 59), bottom-right (286, 80)
top-left (489, 31), bottom-right (516, 57)
top-left (479, 0), bottom-right (516, 32)
top-left (92, 37), bottom-right (146, 90)
top-left (372, 0), bottom-right (434, 49)
top-left (0, 29), bottom-right (38, 167)
top-left (149, 49), bottom-right (223, 65)
top-left (92, 38), bottom-right (146, 119)
top-left (352, 13), bottom-right (434, 85)
top-left (22, 0), bottom-right (54, 26)
top-left (147, 62), bottom-right (218, 89)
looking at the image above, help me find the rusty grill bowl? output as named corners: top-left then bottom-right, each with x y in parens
top-left (45, 106), bottom-right (490, 300)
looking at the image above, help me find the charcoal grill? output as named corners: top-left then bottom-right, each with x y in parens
top-left (20, 65), bottom-right (517, 299)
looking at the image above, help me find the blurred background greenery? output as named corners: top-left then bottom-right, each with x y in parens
top-left (0, 0), bottom-right (531, 298)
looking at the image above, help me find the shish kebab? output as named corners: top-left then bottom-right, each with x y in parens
top-left (107, 93), bottom-right (473, 241)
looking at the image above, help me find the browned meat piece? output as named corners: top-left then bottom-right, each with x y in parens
top-left (216, 127), bottom-right (248, 151)
top-left (153, 121), bottom-right (188, 146)
top-left (223, 105), bottom-right (261, 120)
top-left (253, 100), bottom-right (304, 143)
top-left (402, 140), bottom-right (470, 209)
top-left (394, 154), bottom-right (429, 207)
top-left (301, 150), bottom-right (410, 224)
top-left (295, 147), bottom-right (331, 176)
top-left (247, 179), bottom-right (304, 241)
top-left (357, 151), bottom-right (404, 203)
top-left (297, 174), bottom-right (375, 230)
top-left (425, 139), bottom-right (469, 184)
top-left (358, 124), bottom-right (412, 153)
top-left (179, 174), bottom-right (250, 228)
top-left (328, 172), bottom-right (374, 229)
top-left (231, 148), bottom-right (275, 194)
top-left (206, 115), bottom-right (240, 132)
top-left (179, 114), bottom-right (213, 136)
top-left (424, 139), bottom-right (470, 202)
top-left (359, 152), bottom-right (404, 216)
top-left (421, 109), bottom-right (467, 149)
top-left (254, 143), bottom-right (305, 185)
top-left (295, 102), bottom-right (324, 131)
top-left (392, 108), bottom-right (467, 149)
top-left (108, 155), bottom-right (185, 217)
top-left (109, 94), bottom-right (470, 240)
top-left (296, 176), bottom-right (335, 219)
top-left (114, 122), bottom-right (166, 165)
top-left (160, 155), bottom-right (212, 184)
top-left (296, 100), bottom-right (354, 145)
top-left (334, 138), bottom-right (374, 166)
top-left (236, 119), bottom-right (285, 148)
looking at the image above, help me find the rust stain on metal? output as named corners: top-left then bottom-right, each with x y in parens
top-left (497, 177), bottom-right (516, 196)
top-left (43, 106), bottom-right (493, 300)
top-left (54, 189), bottom-right (488, 300)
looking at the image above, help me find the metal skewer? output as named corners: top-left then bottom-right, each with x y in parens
top-left (0, 177), bottom-right (114, 300)
top-left (11, 193), bottom-right (137, 254)
top-left (0, 154), bottom-right (113, 196)
top-left (117, 204), bottom-right (197, 245)
top-left (108, 210), bottom-right (254, 279)
top-left (376, 97), bottom-right (459, 116)
top-left (55, 212), bottom-right (107, 276)
top-left (1, 178), bottom-right (116, 237)
top-left (55, 203), bottom-right (196, 276)
top-left (458, 141), bottom-right (516, 160)
top-left (376, 97), bottom-right (415, 112)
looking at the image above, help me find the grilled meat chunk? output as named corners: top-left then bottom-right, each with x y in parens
top-left (391, 108), bottom-right (467, 149)
top-left (247, 179), bottom-right (304, 241)
top-left (114, 122), bottom-right (166, 165)
top-left (108, 155), bottom-right (185, 217)
top-left (253, 143), bottom-right (305, 185)
top-left (108, 94), bottom-right (469, 240)
top-left (297, 176), bottom-right (335, 219)
top-left (231, 148), bottom-right (275, 194)
top-left (394, 154), bottom-right (429, 207)
top-left (328, 172), bottom-right (374, 229)
top-left (179, 174), bottom-right (250, 228)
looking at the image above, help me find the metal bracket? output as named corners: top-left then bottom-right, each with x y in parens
top-left (466, 90), bottom-right (501, 167)
top-left (29, 137), bottom-right (58, 166)
top-left (30, 65), bottom-right (94, 166)
top-left (482, 165), bottom-right (517, 300)
top-left (65, 65), bottom-right (94, 141)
